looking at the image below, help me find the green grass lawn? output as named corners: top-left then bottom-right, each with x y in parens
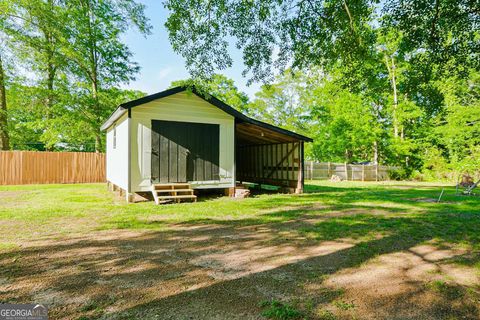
top-left (0, 181), bottom-right (479, 319)
top-left (1, 181), bottom-right (479, 249)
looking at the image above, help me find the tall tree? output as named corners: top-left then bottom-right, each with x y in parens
top-left (302, 70), bottom-right (382, 163)
top-left (5, 83), bottom-right (44, 150)
top-left (385, 0), bottom-right (479, 73)
top-left (171, 74), bottom-right (250, 113)
top-left (3, 0), bottom-right (68, 149)
top-left (56, 87), bottom-right (146, 151)
top-left (1, 0), bottom-right (150, 151)
top-left (248, 71), bottom-right (308, 129)
top-left (0, 52), bottom-right (9, 150)
top-left (165, 0), bottom-right (478, 82)
top-left (165, 0), bottom-right (377, 83)
top-left (435, 71), bottom-right (480, 170)
top-left (63, 0), bottom-right (151, 152)
top-left (0, 2), bottom-right (13, 150)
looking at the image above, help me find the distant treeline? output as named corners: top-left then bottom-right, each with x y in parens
top-left (1, 0), bottom-right (479, 181)
top-left (0, 0), bottom-right (150, 152)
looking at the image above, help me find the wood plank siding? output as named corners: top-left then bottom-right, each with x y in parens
top-left (129, 92), bottom-right (235, 192)
top-left (151, 120), bottom-right (220, 183)
top-left (106, 113), bottom-right (129, 190)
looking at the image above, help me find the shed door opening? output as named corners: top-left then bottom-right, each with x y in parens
top-left (151, 120), bottom-right (220, 183)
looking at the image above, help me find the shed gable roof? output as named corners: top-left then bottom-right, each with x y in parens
top-left (100, 86), bottom-right (312, 142)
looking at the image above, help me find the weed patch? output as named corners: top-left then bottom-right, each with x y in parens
top-left (260, 300), bottom-right (304, 320)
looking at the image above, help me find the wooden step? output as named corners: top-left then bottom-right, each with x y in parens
top-left (151, 183), bottom-right (196, 204)
top-left (156, 194), bottom-right (197, 203)
top-left (153, 183), bottom-right (191, 190)
top-left (156, 195), bottom-right (197, 200)
top-left (155, 189), bottom-right (193, 193)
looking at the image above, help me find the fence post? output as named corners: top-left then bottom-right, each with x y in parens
top-left (362, 165), bottom-right (365, 182)
top-left (310, 160), bottom-right (314, 180)
top-left (327, 162), bottom-right (331, 179)
top-left (305, 161), bottom-right (309, 180)
top-left (344, 162), bottom-right (348, 181)
top-left (375, 164), bottom-right (379, 182)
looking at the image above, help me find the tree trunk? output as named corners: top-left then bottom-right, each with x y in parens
top-left (42, 0), bottom-right (57, 151)
top-left (44, 61), bottom-right (56, 151)
top-left (45, 0), bottom-right (55, 117)
top-left (373, 141), bottom-right (378, 165)
top-left (391, 56), bottom-right (399, 138)
top-left (0, 53), bottom-right (10, 150)
top-left (344, 149), bottom-right (352, 163)
top-left (87, 2), bottom-right (102, 154)
top-left (92, 78), bottom-right (102, 153)
top-left (385, 55), bottom-right (399, 138)
top-left (46, 66), bottom-right (54, 110)
top-left (95, 132), bottom-right (102, 153)
top-left (92, 80), bottom-right (101, 153)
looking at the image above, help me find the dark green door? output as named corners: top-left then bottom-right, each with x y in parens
top-left (151, 120), bottom-right (220, 183)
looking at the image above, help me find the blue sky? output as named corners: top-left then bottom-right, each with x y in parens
top-left (121, 0), bottom-right (261, 98)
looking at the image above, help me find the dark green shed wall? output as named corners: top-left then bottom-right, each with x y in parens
top-left (151, 120), bottom-right (220, 183)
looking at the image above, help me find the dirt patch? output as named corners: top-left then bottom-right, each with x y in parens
top-left (0, 191), bottom-right (32, 208)
top-left (320, 244), bottom-right (479, 319)
top-left (0, 190), bottom-right (29, 198)
top-left (1, 220), bottom-right (479, 319)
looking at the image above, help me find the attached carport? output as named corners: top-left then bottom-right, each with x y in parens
top-left (235, 119), bottom-right (312, 193)
top-left (102, 84), bottom-right (313, 197)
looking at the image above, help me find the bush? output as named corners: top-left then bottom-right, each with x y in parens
top-left (389, 167), bottom-right (412, 181)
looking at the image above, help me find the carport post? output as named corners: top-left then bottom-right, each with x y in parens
top-left (344, 162), bottom-right (348, 181)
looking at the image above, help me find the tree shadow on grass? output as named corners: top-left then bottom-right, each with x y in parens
top-left (154, 184), bottom-right (480, 246)
top-left (144, 185), bottom-right (476, 230)
top-left (0, 211), bottom-right (479, 318)
top-left (1, 183), bottom-right (479, 319)
top-left (104, 183), bottom-right (477, 231)
top-left (7, 232), bottom-right (478, 319)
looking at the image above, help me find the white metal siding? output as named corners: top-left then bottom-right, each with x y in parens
top-left (130, 92), bottom-right (235, 192)
top-left (106, 113), bottom-right (129, 190)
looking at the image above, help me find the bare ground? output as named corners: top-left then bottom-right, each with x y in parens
top-left (1, 218), bottom-right (479, 320)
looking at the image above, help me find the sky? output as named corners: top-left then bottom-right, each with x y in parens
top-left (121, 0), bottom-right (261, 99)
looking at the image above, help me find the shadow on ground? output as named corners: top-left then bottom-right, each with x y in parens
top-left (0, 183), bottom-right (479, 319)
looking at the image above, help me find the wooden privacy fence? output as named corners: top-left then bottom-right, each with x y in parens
top-left (304, 162), bottom-right (396, 181)
top-left (0, 151), bottom-right (106, 185)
